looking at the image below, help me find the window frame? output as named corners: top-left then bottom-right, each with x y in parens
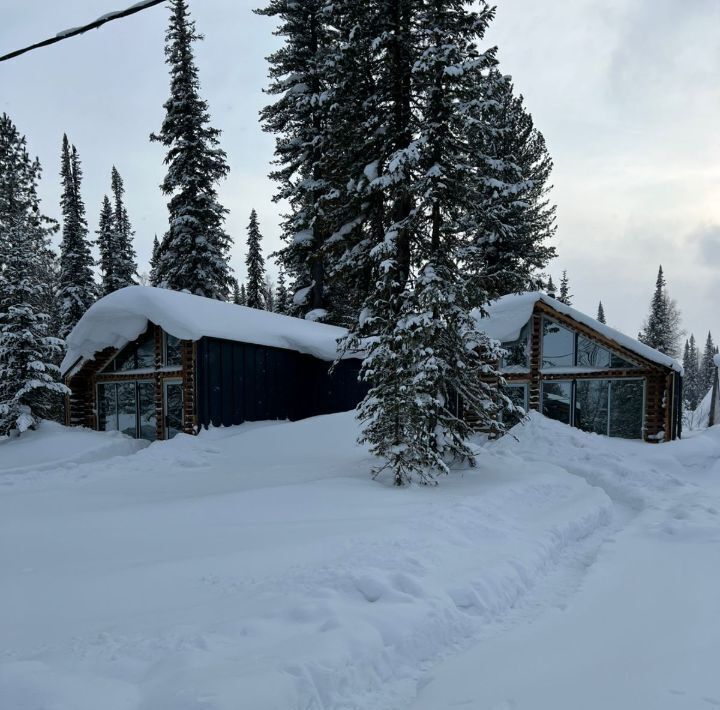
top-left (541, 376), bottom-right (646, 438)
top-left (96, 379), bottom-right (157, 440)
top-left (541, 316), bottom-right (641, 372)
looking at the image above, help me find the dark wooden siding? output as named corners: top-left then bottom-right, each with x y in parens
top-left (195, 337), bottom-right (366, 429)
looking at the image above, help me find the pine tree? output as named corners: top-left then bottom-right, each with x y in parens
top-left (699, 331), bottom-right (716, 398)
top-left (257, 0), bottom-right (340, 319)
top-left (467, 68), bottom-right (556, 300)
top-left (275, 267), bottom-right (289, 314)
top-left (558, 270), bottom-right (572, 305)
top-left (683, 334), bottom-right (701, 409)
top-left (342, 0), bottom-right (513, 484)
top-left (151, 0), bottom-right (232, 300)
top-left (546, 275), bottom-right (557, 295)
top-left (96, 195), bottom-right (115, 296)
top-left (149, 234), bottom-right (160, 286)
top-left (597, 301), bottom-right (606, 324)
top-left (239, 283), bottom-right (247, 306)
top-left (232, 281), bottom-right (242, 305)
top-left (57, 135), bottom-right (96, 339)
top-left (244, 209), bottom-right (266, 309)
top-left (638, 266), bottom-right (683, 358)
top-left (109, 166), bottom-right (137, 290)
top-left (264, 275), bottom-right (276, 313)
top-left (0, 115), bottom-right (68, 434)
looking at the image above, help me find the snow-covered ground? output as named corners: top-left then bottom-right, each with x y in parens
top-left (1, 412), bottom-right (719, 709)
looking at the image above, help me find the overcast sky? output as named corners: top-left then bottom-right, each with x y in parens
top-left (1, 0), bottom-right (719, 345)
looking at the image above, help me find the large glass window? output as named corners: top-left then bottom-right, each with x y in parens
top-left (501, 323), bottom-right (530, 370)
top-left (98, 383), bottom-right (118, 432)
top-left (576, 335), bottom-right (637, 369)
top-left (610, 380), bottom-right (644, 439)
top-left (117, 383), bottom-right (137, 437)
top-left (103, 329), bottom-right (156, 372)
top-left (97, 381), bottom-right (157, 440)
top-left (164, 381), bottom-right (184, 440)
top-left (542, 381), bottom-right (573, 424)
top-left (506, 383), bottom-right (528, 412)
top-left (542, 319), bottom-right (575, 368)
top-left (576, 337), bottom-right (611, 368)
top-left (575, 380), bottom-right (610, 435)
top-left (165, 334), bottom-right (182, 367)
top-left (138, 382), bottom-right (157, 440)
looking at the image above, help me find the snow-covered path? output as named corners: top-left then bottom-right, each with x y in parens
top-left (410, 426), bottom-right (720, 710)
top-left (2, 414), bottom-right (720, 709)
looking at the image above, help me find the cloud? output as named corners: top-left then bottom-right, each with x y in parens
top-left (694, 224), bottom-right (720, 266)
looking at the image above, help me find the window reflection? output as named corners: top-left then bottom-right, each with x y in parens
top-left (542, 381), bottom-right (573, 424)
top-left (576, 380), bottom-right (609, 435)
top-left (501, 323), bottom-right (530, 370)
top-left (542, 319), bottom-right (574, 368)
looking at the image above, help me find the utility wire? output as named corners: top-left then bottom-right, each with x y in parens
top-left (0, 0), bottom-right (167, 64)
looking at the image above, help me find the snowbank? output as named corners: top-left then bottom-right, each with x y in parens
top-left (474, 292), bottom-right (682, 373)
top-left (0, 421), bottom-right (146, 480)
top-left (4, 412), bottom-right (720, 709)
top-left (0, 412), bottom-right (612, 710)
top-left (61, 286), bottom-right (354, 375)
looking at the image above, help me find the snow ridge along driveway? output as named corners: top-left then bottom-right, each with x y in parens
top-left (3, 411), bottom-right (711, 710)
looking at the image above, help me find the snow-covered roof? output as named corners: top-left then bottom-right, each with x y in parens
top-left (473, 292), bottom-right (682, 373)
top-left (61, 286), bottom-right (353, 375)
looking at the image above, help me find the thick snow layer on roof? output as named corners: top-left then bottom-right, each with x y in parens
top-left (474, 292), bottom-right (682, 373)
top-left (61, 286), bottom-right (352, 375)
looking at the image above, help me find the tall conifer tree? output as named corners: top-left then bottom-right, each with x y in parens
top-left (558, 270), bottom-right (572, 305)
top-left (683, 334), bottom-right (700, 409)
top-left (151, 0), bottom-right (232, 299)
top-left (0, 115), bottom-right (68, 434)
top-left (699, 331), bottom-right (716, 397)
top-left (109, 166), bottom-right (137, 290)
top-left (467, 69), bottom-right (556, 300)
top-left (96, 195), bottom-right (115, 296)
top-left (57, 135), bottom-right (95, 339)
top-left (597, 301), bottom-right (606, 324)
top-left (149, 234), bottom-right (160, 286)
top-left (244, 209), bottom-right (266, 310)
top-left (638, 266), bottom-right (683, 358)
top-left (275, 267), bottom-right (289, 315)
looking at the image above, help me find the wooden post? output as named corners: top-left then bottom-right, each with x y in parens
top-left (528, 310), bottom-right (542, 412)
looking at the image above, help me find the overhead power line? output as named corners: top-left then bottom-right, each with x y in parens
top-left (0, 0), bottom-right (167, 64)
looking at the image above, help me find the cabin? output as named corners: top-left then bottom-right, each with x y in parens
top-left (477, 292), bottom-right (683, 442)
top-left (61, 287), bottom-right (682, 444)
top-left (60, 286), bottom-right (366, 440)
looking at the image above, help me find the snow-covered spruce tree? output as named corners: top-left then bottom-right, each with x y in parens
top-left (558, 270), bottom-right (572, 305)
top-left (465, 68), bottom-right (556, 301)
top-left (699, 331), bottom-right (716, 397)
top-left (149, 234), bottom-right (160, 286)
top-left (96, 195), bottom-right (115, 296)
top-left (345, 0), bottom-right (513, 485)
top-left (264, 275), bottom-right (275, 313)
top-left (275, 267), bottom-right (289, 314)
top-left (57, 135), bottom-right (96, 339)
top-left (683, 334), bottom-right (700, 409)
top-left (109, 166), bottom-right (137, 290)
top-left (597, 301), bottom-right (606, 324)
top-left (0, 115), bottom-right (68, 434)
top-left (231, 281), bottom-right (242, 305)
top-left (150, 0), bottom-right (232, 300)
top-left (244, 209), bottom-right (266, 309)
top-left (239, 283), bottom-right (247, 306)
top-left (546, 274), bottom-right (557, 295)
top-left (638, 266), bottom-right (683, 358)
top-left (257, 0), bottom-right (340, 319)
